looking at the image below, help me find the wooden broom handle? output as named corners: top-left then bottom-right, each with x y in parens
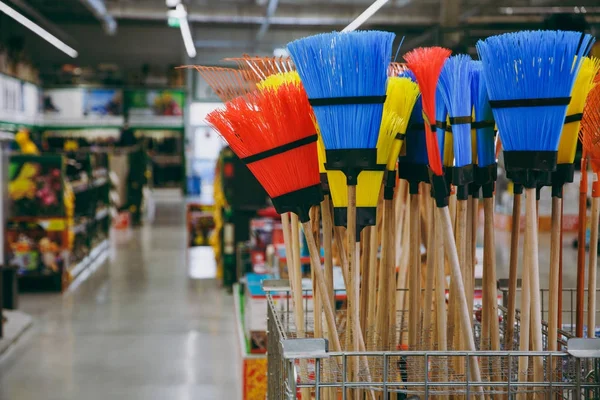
top-left (321, 196), bottom-right (335, 314)
top-left (367, 225), bottom-right (378, 342)
top-left (302, 221), bottom-right (341, 351)
top-left (506, 192), bottom-right (521, 350)
top-left (422, 200), bottom-right (435, 350)
top-left (376, 199), bottom-right (391, 349)
top-left (517, 210), bottom-right (531, 393)
top-left (455, 199), bottom-right (469, 354)
top-left (548, 196), bottom-right (561, 351)
top-left (386, 198), bottom-right (398, 349)
top-left (283, 214), bottom-right (305, 339)
top-left (438, 206), bottom-right (483, 391)
top-left (525, 189), bottom-right (544, 387)
top-left (408, 193), bottom-right (421, 351)
top-left (588, 196), bottom-right (599, 338)
top-left (577, 155), bottom-right (588, 338)
top-left (434, 205), bottom-right (449, 400)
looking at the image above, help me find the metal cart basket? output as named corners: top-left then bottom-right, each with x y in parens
top-left (264, 280), bottom-right (600, 399)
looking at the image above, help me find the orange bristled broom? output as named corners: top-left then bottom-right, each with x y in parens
top-left (580, 83), bottom-right (600, 339)
top-left (206, 80), bottom-right (343, 352)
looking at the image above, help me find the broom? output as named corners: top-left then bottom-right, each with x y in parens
top-left (405, 46), bottom-right (484, 390)
top-left (397, 92), bottom-right (429, 354)
top-left (382, 75), bottom-right (420, 348)
top-left (206, 81), bottom-right (343, 353)
top-left (549, 57), bottom-right (600, 349)
top-left (506, 181), bottom-right (522, 350)
top-left (477, 30), bottom-right (594, 389)
top-left (472, 60), bottom-right (502, 391)
top-left (289, 30), bottom-right (393, 394)
top-left (438, 55), bottom-right (475, 359)
top-left (580, 83), bottom-right (600, 339)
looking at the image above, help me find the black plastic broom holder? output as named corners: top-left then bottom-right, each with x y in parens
top-left (325, 148), bottom-right (378, 186)
top-left (271, 184), bottom-right (324, 223)
top-left (503, 150), bottom-right (557, 189)
top-left (448, 164), bottom-right (474, 201)
top-left (428, 168), bottom-right (449, 208)
top-left (474, 163), bottom-right (498, 199)
top-left (398, 162), bottom-right (430, 195)
top-left (551, 163), bottom-right (575, 198)
top-left (383, 169), bottom-right (396, 200)
top-left (333, 206), bottom-right (376, 241)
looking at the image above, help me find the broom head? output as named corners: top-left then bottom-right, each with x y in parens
top-left (206, 81), bottom-right (322, 222)
top-left (476, 30), bottom-right (594, 188)
top-left (288, 31), bottom-right (394, 181)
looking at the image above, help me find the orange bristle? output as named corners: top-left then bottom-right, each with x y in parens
top-left (191, 66), bottom-right (256, 102)
top-left (403, 47), bottom-right (452, 176)
top-left (580, 84), bottom-right (600, 174)
top-left (223, 55), bottom-right (296, 83)
top-left (206, 82), bottom-right (319, 199)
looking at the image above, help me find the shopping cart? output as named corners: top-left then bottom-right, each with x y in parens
top-left (264, 279), bottom-right (600, 399)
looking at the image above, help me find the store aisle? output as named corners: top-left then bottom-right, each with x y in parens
top-left (0, 197), bottom-right (240, 400)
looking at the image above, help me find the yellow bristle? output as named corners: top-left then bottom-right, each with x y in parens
top-left (327, 170), bottom-right (348, 207)
top-left (557, 56), bottom-right (600, 164)
top-left (256, 71), bottom-right (301, 90)
top-left (379, 77), bottom-right (420, 170)
top-left (443, 115), bottom-right (454, 167)
top-left (327, 170), bottom-right (383, 208)
top-left (317, 131), bottom-right (327, 174)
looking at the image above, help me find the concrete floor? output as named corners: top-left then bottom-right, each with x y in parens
top-left (0, 196), bottom-right (240, 400)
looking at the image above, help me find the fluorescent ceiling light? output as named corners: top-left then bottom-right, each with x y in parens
top-left (0, 1), bottom-right (78, 58)
top-left (168, 4), bottom-right (196, 58)
top-left (342, 0), bottom-right (390, 32)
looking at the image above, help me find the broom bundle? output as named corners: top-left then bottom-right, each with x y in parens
top-left (224, 54), bottom-right (295, 83)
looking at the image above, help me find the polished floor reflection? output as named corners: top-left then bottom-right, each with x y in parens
top-left (0, 197), bottom-right (240, 400)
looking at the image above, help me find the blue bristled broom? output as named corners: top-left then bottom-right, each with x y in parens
top-left (477, 29), bottom-right (594, 385)
top-left (288, 30), bottom-right (394, 383)
top-left (471, 60), bottom-right (502, 372)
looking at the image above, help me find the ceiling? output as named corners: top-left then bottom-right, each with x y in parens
top-left (5, 0), bottom-right (600, 71)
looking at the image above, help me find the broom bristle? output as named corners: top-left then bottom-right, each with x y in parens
top-left (471, 60), bottom-right (496, 167)
top-left (580, 84), bottom-right (600, 172)
top-left (380, 76), bottom-right (420, 169)
top-left (192, 66), bottom-right (256, 102)
top-left (403, 46), bottom-right (452, 175)
top-left (206, 82), bottom-right (319, 198)
top-left (257, 71), bottom-right (301, 90)
top-left (558, 56), bottom-right (600, 164)
top-left (435, 86), bottom-right (448, 164)
top-left (288, 31), bottom-right (395, 150)
top-left (327, 170), bottom-right (382, 208)
top-left (438, 54), bottom-right (474, 168)
top-left (476, 30), bottom-right (594, 152)
top-left (223, 55), bottom-right (296, 83)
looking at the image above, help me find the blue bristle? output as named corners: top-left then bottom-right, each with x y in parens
top-left (438, 54), bottom-right (474, 168)
top-left (476, 30), bottom-right (595, 152)
top-left (400, 95), bottom-right (428, 165)
top-left (435, 86), bottom-right (447, 159)
top-left (287, 31), bottom-right (395, 150)
top-left (471, 61), bottom-right (496, 167)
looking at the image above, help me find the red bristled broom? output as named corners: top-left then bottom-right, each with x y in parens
top-left (206, 82), bottom-right (342, 352)
top-left (404, 46), bottom-right (483, 387)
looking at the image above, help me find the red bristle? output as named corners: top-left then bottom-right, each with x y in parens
top-left (580, 84), bottom-right (600, 174)
top-left (206, 83), bottom-right (319, 198)
top-left (404, 47), bottom-right (452, 176)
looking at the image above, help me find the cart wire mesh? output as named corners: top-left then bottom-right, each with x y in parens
top-left (265, 280), bottom-right (600, 399)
